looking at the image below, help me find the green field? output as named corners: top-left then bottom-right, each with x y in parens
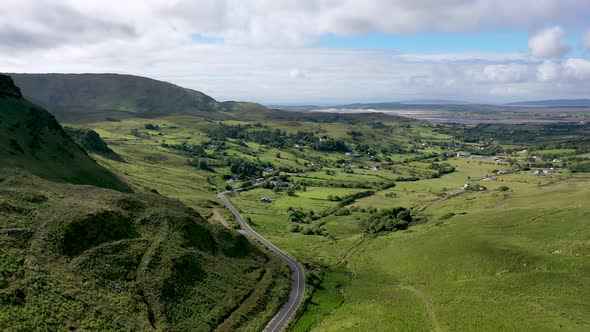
top-left (77, 113), bottom-right (589, 332)
top-left (316, 178), bottom-right (590, 331)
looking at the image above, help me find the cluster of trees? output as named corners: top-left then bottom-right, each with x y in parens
top-left (467, 144), bottom-right (504, 156)
top-left (285, 207), bottom-right (329, 236)
top-left (228, 157), bottom-right (272, 179)
top-left (206, 123), bottom-right (288, 148)
top-left (294, 179), bottom-right (375, 189)
top-left (161, 142), bottom-right (207, 157)
top-left (429, 162), bottom-right (456, 178)
top-left (287, 207), bottom-right (320, 223)
top-left (204, 123), bottom-right (350, 152)
top-left (569, 161), bottom-right (590, 173)
top-left (288, 223), bottom-right (328, 236)
top-left (337, 190), bottom-right (374, 207)
top-left (310, 138), bottom-right (349, 152)
top-left (188, 155), bottom-right (273, 179)
top-left (362, 207), bottom-right (412, 233)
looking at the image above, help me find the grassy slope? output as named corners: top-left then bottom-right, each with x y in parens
top-left (0, 75), bottom-right (290, 331)
top-left (222, 153), bottom-right (589, 331)
top-left (318, 177), bottom-right (590, 331)
top-left (0, 169), bottom-right (288, 331)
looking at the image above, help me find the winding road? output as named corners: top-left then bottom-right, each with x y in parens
top-left (217, 186), bottom-right (305, 332)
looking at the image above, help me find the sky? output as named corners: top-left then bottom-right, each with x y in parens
top-left (1, 0), bottom-right (590, 104)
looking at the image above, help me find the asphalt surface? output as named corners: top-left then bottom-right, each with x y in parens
top-left (217, 188), bottom-right (305, 332)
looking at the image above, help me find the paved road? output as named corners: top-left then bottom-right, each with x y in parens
top-left (217, 188), bottom-right (305, 332)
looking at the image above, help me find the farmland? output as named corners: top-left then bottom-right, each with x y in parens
top-left (60, 111), bottom-right (590, 331)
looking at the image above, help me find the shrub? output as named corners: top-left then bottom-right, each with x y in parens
top-left (301, 227), bottom-right (314, 235)
top-left (439, 212), bottom-right (455, 220)
top-left (362, 207), bottom-right (413, 234)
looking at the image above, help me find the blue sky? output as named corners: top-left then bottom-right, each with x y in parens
top-left (318, 31), bottom-right (531, 53)
top-left (318, 30), bottom-right (589, 57)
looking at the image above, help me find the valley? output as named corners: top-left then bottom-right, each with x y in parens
top-left (4, 1), bottom-right (590, 331)
top-left (2, 74), bottom-right (590, 331)
top-left (67, 106), bottom-right (590, 331)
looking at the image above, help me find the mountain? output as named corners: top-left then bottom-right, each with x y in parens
top-left (505, 99), bottom-right (590, 107)
top-left (0, 74), bottom-right (287, 331)
top-left (399, 99), bottom-right (471, 105)
top-left (333, 102), bottom-right (403, 109)
top-left (8, 73), bottom-right (286, 122)
top-left (8, 73), bottom-right (221, 120)
top-left (0, 74), bottom-right (130, 192)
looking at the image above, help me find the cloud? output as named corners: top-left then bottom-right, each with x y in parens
top-left (536, 61), bottom-right (560, 82)
top-left (0, 1), bottom-right (136, 52)
top-left (482, 64), bottom-right (532, 83)
top-left (528, 26), bottom-right (571, 58)
top-left (3, 1), bottom-right (590, 50)
top-left (489, 86), bottom-right (529, 96)
top-left (289, 68), bottom-right (306, 79)
top-left (1, 1), bottom-right (590, 103)
top-left (563, 58), bottom-right (590, 80)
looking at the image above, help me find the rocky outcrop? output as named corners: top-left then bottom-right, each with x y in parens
top-left (0, 74), bottom-right (22, 98)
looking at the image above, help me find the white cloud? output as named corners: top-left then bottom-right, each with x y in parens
top-left (482, 64), bottom-right (532, 83)
top-left (563, 58), bottom-right (590, 80)
top-left (289, 68), bottom-right (306, 79)
top-left (1, 1), bottom-right (590, 103)
top-left (2, 1), bottom-right (590, 50)
top-left (536, 61), bottom-right (561, 82)
top-left (489, 86), bottom-right (529, 96)
top-left (528, 26), bottom-right (571, 58)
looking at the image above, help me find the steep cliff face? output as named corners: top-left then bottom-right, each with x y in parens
top-left (0, 74), bottom-right (130, 191)
top-left (64, 127), bottom-right (125, 162)
top-left (0, 74), bottom-right (23, 98)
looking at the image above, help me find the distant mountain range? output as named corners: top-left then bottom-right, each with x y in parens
top-left (398, 99), bottom-right (472, 105)
top-left (272, 98), bottom-right (590, 112)
top-left (504, 99), bottom-right (590, 107)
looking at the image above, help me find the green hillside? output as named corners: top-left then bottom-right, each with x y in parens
top-left (0, 170), bottom-right (288, 331)
top-left (0, 75), bottom-right (130, 192)
top-left (0, 75), bottom-right (290, 331)
top-left (8, 73), bottom-right (222, 119)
